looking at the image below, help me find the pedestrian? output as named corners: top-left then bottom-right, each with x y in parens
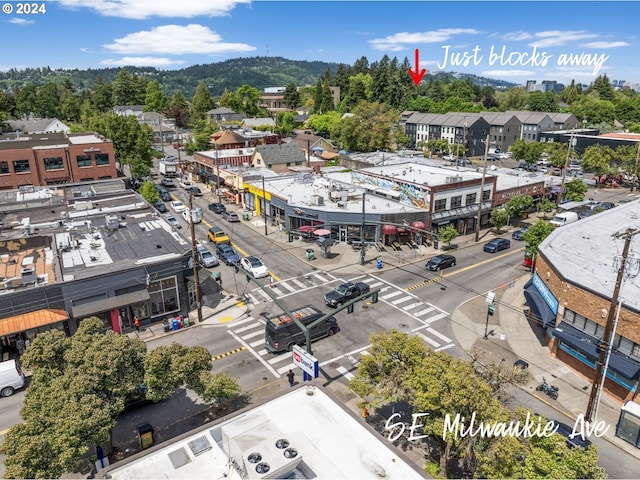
top-left (134, 315), bottom-right (140, 332)
top-left (287, 369), bottom-right (295, 387)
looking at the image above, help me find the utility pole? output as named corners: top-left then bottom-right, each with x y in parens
top-left (262, 176), bottom-right (268, 236)
top-left (556, 128), bottom-right (576, 207)
top-left (189, 192), bottom-right (203, 323)
top-left (585, 228), bottom-right (639, 421)
top-left (474, 135), bottom-right (490, 242)
top-left (214, 142), bottom-right (222, 204)
top-left (360, 192), bottom-right (366, 266)
top-left (633, 142), bottom-right (640, 192)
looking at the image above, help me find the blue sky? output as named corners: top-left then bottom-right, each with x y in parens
top-left (1, 0), bottom-right (639, 86)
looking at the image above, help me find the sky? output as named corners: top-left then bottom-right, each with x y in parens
top-left (1, 0), bottom-right (639, 87)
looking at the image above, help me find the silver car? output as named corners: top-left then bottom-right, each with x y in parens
top-left (197, 246), bottom-right (220, 268)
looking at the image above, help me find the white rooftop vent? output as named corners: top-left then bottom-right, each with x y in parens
top-left (105, 215), bottom-right (119, 231)
top-left (310, 194), bottom-right (324, 206)
top-left (21, 268), bottom-right (37, 285)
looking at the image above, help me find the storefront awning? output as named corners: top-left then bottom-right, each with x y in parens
top-left (411, 221), bottom-right (426, 231)
top-left (523, 283), bottom-right (557, 328)
top-left (0, 309), bottom-right (68, 337)
top-left (554, 322), bottom-right (640, 380)
top-left (71, 290), bottom-right (150, 318)
top-left (382, 225), bottom-right (397, 235)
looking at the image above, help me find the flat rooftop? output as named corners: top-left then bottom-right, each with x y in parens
top-left (102, 384), bottom-right (426, 480)
top-left (356, 162), bottom-right (486, 187)
top-left (540, 200), bottom-right (640, 310)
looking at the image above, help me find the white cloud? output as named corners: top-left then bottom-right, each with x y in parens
top-left (370, 28), bottom-right (482, 51)
top-left (58, 0), bottom-right (251, 20)
top-left (530, 30), bottom-right (598, 48)
top-left (481, 69), bottom-right (535, 78)
top-left (581, 41), bottom-right (630, 49)
top-left (502, 31), bottom-right (533, 42)
top-left (104, 24), bottom-right (256, 55)
top-left (7, 18), bottom-right (35, 25)
top-left (100, 57), bottom-right (185, 67)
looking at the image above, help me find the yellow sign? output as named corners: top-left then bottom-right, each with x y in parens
top-left (243, 183), bottom-right (271, 200)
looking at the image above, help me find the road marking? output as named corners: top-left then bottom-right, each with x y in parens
top-left (391, 295), bottom-right (413, 305)
top-left (381, 290), bottom-right (403, 300)
top-left (414, 307), bottom-right (435, 317)
top-left (336, 366), bottom-right (355, 380)
top-left (425, 312), bottom-right (448, 323)
top-left (406, 277), bottom-right (440, 290)
top-left (268, 271), bottom-right (281, 282)
top-left (249, 338), bottom-right (265, 348)
top-left (246, 293), bottom-right (259, 304)
top-left (418, 332), bottom-right (441, 348)
top-left (289, 278), bottom-right (307, 289)
top-left (402, 302), bottom-right (422, 311)
top-left (311, 273), bottom-right (329, 283)
top-left (368, 281), bottom-right (384, 288)
top-left (211, 345), bottom-right (246, 362)
top-left (427, 327), bottom-right (452, 343)
top-left (240, 330), bottom-right (263, 340)
top-left (348, 274), bottom-right (367, 282)
top-left (255, 289), bottom-right (271, 301)
top-left (228, 316), bottom-right (258, 328)
top-left (320, 344), bottom-right (370, 366)
top-left (435, 344), bottom-right (455, 352)
top-left (277, 281), bottom-right (296, 293)
top-left (228, 331), bottom-right (280, 377)
top-left (219, 315), bottom-right (234, 323)
top-left (233, 321), bottom-right (260, 333)
top-left (268, 353), bottom-right (294, 365)
top-left (277, 363), bottom-right (297, 375)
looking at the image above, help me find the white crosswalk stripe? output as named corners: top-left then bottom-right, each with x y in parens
top-left (381, 290), bottom-right (403, 300)
top-left (312, 273), bottom-right (329, 283)
top-left (402, 302), bottom-right (423, 311)
top-left (277, 281), bottom-right (297, 293)
top-left (229, 316), bottom-right (258, 328)
top-left (391, 295), bottom-right (413, 305)
top-left (255, 289), bottom-right (271, 301)
top-left (277, 363), bottom-right (297, 375)
top-left (418, 332), bottom-right (440, 348)
top-left (426, 327), bottom-right (452, 344)
top-left (336, 366), bottom-right (355, 380)
top-left (240, 330), bottom-right (263, 340)
top-left (289, 278), bottom-right (307, 289)
top-left (414, 307), bottom-right (435, 317)
top-left (234, 322), bottom-right (261, 334)
top-left (249, 338), bottom-right (265, 348)
top-left (426, 312), bottom-right (447, 323)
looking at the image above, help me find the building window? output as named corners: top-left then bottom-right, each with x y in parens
top-left (584, 318), bottom-right (603, 339)
top-left (482, 190), bottom-right (491, 201)
top-left (632, 344), bottom-right (640, 360)
top-left (451, 195), bottom-right (462, 208)
top-left (434, 199), bottom-right (446, 212)
top-left (465, 193), bottom-right (477, 205)
top-left (43, 156), bottom-right (64, 170)
top-left (148, 276), bottom-right (179, 316)
top-left (13, 159), bottom-right (30, 173)
top-left (95, 153), bottom-right (110, 165)
top-left (0, 161), bottom-right (9, 174)
top-left (76, 155), bottom-right (92, 167)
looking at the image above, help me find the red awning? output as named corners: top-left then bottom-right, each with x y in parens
top-left (382, 225), bottom-right (397, 235)
top-left (397, 228), bottom-right (409, 235)
top-left (411, 221), bottom-right (425, 231)
top-left (298, 225), bottom-right (316, 233)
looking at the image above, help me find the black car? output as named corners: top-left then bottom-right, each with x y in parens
top-left (425, 254), bottom-right (456, 271)
top-left (153, 201), bottom-right (167, 213)
top-left (483, 238), bottom-right (511, 253)
top-left (600, 201), bottom-right (615, 210)
top-left (216, 244), bottom-right (240, 265)
top-left (209, 203), bottom-right (226, 214)
top-left (185, 186), bottom-right (203, 196)
top-left (512, 227), bottom-right (528, 241)
top-left (549, 419), bottom-right (592, 449)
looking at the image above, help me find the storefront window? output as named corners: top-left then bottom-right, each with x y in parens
top-left (148, 276), bottom-right (179, 317)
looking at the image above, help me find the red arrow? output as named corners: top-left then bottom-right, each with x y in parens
top-left (408, 48), bottom-right (426, 85)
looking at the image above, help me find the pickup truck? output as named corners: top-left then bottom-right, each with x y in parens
top-left (324, 282), bottom-right (370, 307)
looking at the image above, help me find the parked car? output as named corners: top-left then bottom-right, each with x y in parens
top-left (153, 201), bottom-right (167, 213)
top-left (209, 203), bottom-right (226, 214)
top-left (548, 419), bottom-right (592, 449)
top-left (425, 254), bottom-right (456, 271)
top-left (240, 256), bottom-right (269, 278)
top-left (197, 245), bottom-right (220, 268)
top-left (512, 227), bottom-right (528, 241)
top-left (222, 211), bottom-right (240, 222)
top-left (216, 244), bottom-right (240, 265)
top-left (185, 186), bottom-right (203, 196)
top-left (165, 214), bottom-right (181, 229)
top-left (456, 158), bottom-right (471, 166)
top-left (160, 178), bottom-right (175, 187)
top-left (600, 201), bottom-right (616, 210)
top-left (156, 186), bottom-right (171, 201)
top-left (179, 178), bottom-right (192, 189)
top-left (483, 238), bottom-right (511, 253)
top-left (169, 200), bottom-right (185, 213)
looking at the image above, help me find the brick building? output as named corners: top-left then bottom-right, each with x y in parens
top-left (527, 201), bottom-right (640, 403)
top-left (0, 132), bottom-right (117, 189)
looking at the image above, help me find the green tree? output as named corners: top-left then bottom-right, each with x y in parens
top-left (98, 114), bottom-right (153, 177)
top-left (563, 178), bottom-right (589, 202)
top-left (320, 77), bottom-right (335, 113)
top-left (144, 80), bottom-right (169, 113)
top-left (91, 75), bottom-right (113, 113)
top-left (523, 219), bottom-right (555, 256)
top-left (275, 111), bottom-right (298, 136)
top-left (0, 318), bottom-right (240, 478)
top-left (446, 78), bottom-right (476, 103)
top-left (166, 90), bottom-right (190, 128)
top-left (505, 194), bottom-right (534, 225)
top-left (497, 86), bottom-right (528, 110)
top-left (509, 139), bottom-right (545, 165)
top-left (437, 224), bottom-right (458, 248)
top-left (283, 82), bottom-right (300, 109)
top-left (190, 81), bottom-right (215, 123)
top-left (342, 73), bottom-right (372, 111)
top-left (306, 111), bottom-right (342, 137)
top-left (490, 208), bottom-right (510, 232)
top-left (234, 84), bottom-right (266, 117)
top-left (335, 100), bottom-right (399, 152)
top-left (537, 197), bottom-right (556, 218)
top-left (139, 180), bottom-right (159, 204)
top-left (527, 90), bottom-right (559, 112)
top-left (112, 69), bottom-right (147, 106)
top-left (14, 83), bottom-right (38, 118)
top-left (587, 73), bottom-right (615, 101)
top-left (184, 119), bottom-right (217, 156)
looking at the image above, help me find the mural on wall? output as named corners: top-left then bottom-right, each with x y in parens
top-left (350, 172), bottom-right (430, 210)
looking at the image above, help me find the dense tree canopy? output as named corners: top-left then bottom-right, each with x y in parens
top-left (0, 318), bottom-right (240, 479)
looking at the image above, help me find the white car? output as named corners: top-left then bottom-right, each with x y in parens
top-left (165, 214), bottom-right (181, 229)
top-left (170, 200), bottom-right (185, 213)
top-left (240, 256), bottom-right (269, 278)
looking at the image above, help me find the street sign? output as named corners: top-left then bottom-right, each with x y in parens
top-left (486, 291), bottom-right (496, 304)
top-left (292, 345), bottom-right (319, 379)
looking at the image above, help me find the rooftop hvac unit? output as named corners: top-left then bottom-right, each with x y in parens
top-left (445, 176), bottom-right (461, 184)
top-left (310, 194), bottom-right (324, 206)
top-left (337, 201), bottom-right (347, 209)
top-left (21, 268), bottom-right (37, 285)
top-left (105, 215), bottom-right (119, 231)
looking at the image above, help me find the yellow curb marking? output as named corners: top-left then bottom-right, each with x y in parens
top-left (211, 346), bottom-right (247, 361)
top-left (219, 315), bottom-right (234, 323)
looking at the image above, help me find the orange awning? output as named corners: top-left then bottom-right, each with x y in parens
top-left (0, 309), bottom-right (68, 337)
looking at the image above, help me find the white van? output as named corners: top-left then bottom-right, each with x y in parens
top-left (1, 359), bottom-right (26, 397)
top-left (549, 211), bottom-right (579, 227)
top-left (182, 207), bottom-right (203, 224)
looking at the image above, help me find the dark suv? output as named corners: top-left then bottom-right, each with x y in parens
top-left (208, 203), bottom-right (226, 214)
top-left (426, 254), bottom-right (456, 271)
top-left (483, 238), bottom-right (511, 253)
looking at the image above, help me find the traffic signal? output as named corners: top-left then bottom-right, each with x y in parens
top-left (488, 303), bottom-right (496, 316)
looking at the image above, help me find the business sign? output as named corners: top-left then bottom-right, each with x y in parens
top-left (292, 345), bottom-right (319, 379)
top-left (532, 272), bottom-right (559, 314)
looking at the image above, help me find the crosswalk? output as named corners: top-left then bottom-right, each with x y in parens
top-left (224, 272), bottom-right (454, 380)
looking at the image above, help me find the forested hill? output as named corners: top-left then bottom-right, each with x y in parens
top-left (0, 56), bottom-right (517, 97)
top-left (0, 57), bottom-right (338, 97)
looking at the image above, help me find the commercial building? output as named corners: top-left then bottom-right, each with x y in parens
top-left (0, 132), bottom-right (117, 190)
top-left (101, 384), bottom-right (426, 480)
top-left (526, 201), bottom-right (640, 403)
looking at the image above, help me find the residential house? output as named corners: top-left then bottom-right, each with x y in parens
top-left (251, 143), bottom-right (307, 173)
top-left (506, 111), bottom-right (555, 142)
top-left (4, 118), bottom-right (70, 134)
top-left (481, 112), bottom-right (522, 154)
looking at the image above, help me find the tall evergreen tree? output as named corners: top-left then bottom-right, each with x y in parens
top-left (190, 81), bottom-right (215, 123)
top-left (320, 77), bottom-right (335, 113)
top-left (283, 82), bottom-right (300, 109)
top-left (143, 80), bottom-right (169, 113)
top-left (313, 77), bottom-right (323, 114)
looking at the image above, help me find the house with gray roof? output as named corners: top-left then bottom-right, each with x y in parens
top-left (4, 118), bottom-right (70, 134)
top-left (505, 111), bottom-right (555, 142)
top-left (251, 143), bottom-right (307, 173)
